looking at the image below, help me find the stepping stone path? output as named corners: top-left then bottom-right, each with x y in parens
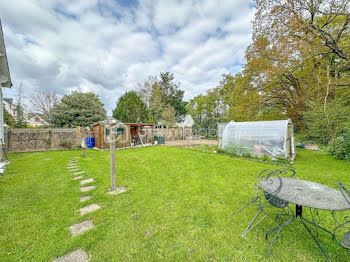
top-left (74, 171), bottom-right (86, 175)
top-left (80, 195), bottom-right (91, 202)
top-left (60, 157), bottom-right (101, 261)
top-left (80, 178), bottom-right (94, 185)
top-left (80, 185), bottom-right (95, 192)
top-left (69, 220), bottom-right (95, 236)
top-left (79, 204), bottom-right (101, 215)
top-left (52, 248), bottom-right (89, 262)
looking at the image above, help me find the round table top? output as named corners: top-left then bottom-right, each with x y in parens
top-left (260, 177), bottom-right (350, 211)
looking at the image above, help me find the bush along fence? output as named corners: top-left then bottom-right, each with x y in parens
top-left (3, 128), bottom-right (81, 153)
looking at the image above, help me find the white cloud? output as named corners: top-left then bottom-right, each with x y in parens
top-left (0, 0), bottom-right (255, 113)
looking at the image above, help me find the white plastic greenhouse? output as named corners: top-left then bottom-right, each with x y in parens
top-left (218, 119), bottom-right (295, 161)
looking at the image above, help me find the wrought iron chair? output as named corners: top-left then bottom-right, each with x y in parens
top-left (230, 168), bottom-right (296, 255)
top-left (333, 181), bottom-right (350, 254)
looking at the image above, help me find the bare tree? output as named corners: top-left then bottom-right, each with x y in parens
top-left (30, 90), bottom-right (60, 121)
top-left (136, 75), bottom-right (158, 107)
top-left (14, 82), bottom-right (28, 128)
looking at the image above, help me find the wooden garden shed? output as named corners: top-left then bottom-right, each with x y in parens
top-left (92, 122), bottom-right (154, 150)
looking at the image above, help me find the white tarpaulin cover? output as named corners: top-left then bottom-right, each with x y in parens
top-left (221, 119), bottom-right (295, 160)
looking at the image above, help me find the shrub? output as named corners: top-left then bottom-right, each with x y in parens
top-left (329, 127), bottom-right (350, 160)
top-left (59, 139), bottom-right (74, 149)
top-left (303, 98), bottom-right (350, 145)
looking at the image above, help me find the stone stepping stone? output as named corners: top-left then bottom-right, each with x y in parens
top-left (69, 169), bottom-right (79, 172)
top-left (74, 171), bottom-right (85, 175)
top-left (74, 176), bottom-right (84, 180)
top-left (52, 248), bottom-right (89, 262)
top-left (80, 178), bottom-right (94, 185)
top-left (69, 220), bottom-right (94, 237)
top-left (79, 204), bottom-right (101, 215)
top-left (80, 195), bottom-right (91, 202)
top-left (80, 185), bottom-right (95, 192)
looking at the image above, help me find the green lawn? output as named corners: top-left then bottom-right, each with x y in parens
top-left (1, 146), bottom-right (350, 261)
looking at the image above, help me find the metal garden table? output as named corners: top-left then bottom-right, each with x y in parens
top-left (260, 177), bottom-right (350, 261)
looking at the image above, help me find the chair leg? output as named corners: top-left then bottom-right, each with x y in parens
top-left (229, 200), bottom-right (253, 218)
top-left (241, 209), bottom-right (266, 237)
top-left (266, 215), bottom-right (296, 240)
top-left (267, 227), bottom-right (282, 256)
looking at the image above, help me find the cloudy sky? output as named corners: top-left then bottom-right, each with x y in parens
top-left (0, 0), bottom-right (255, 113)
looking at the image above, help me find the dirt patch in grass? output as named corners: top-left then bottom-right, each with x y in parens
top-left (163, 139), bottom-right (217, 148)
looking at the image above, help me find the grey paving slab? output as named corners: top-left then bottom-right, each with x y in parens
top-left (80, 195), bottom-right (91, 202)
top-left (80, 178), bottom-right (94, 185)
top-left (69, 169), bottom-right (79, 172)
top-left (79, 204), bottom-right (101, 215)
top-left (69, 220), bottom-right (94, 236)
top-left (74, 176), bottom-right (84, 180)
top-left (52, 248), bottom-right (89, 262)
top-left (108, 186), bottom-right (127, 195)
top-left (80, 185), bottom-right (95, 192)
top-left (74, 171), bottom-right (85, 175)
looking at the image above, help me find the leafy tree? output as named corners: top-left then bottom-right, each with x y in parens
top-left (112, 91), bottom-right (148, 123)
top-left (3, 107), bottom-right (15, 127)
top-left (187, 94), bottom-right (207, 124)
top-left (149, 82), bottom-right (166, 124)
top-left (216, 0), bottom-right (349, 139)
top-left (161, 105), bottom-right (176, 127)
top-left (49, 91), bottom-right (106, 127)
top-left (246, 0), bottom-right (350, 131)
top-left (159, 72), bottom-right (187, 120)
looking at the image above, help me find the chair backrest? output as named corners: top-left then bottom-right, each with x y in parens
top-left (339, 181), bottom-right (350, 205)
top-left (256, 168), bottom-right (296, 209)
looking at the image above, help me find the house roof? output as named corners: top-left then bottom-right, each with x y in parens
top-left (3, 97), bottom-right (14, 104)
top-left (28, 113), bottom-right (45, 119)
top-left (0, 18), bottom-right (12, 88)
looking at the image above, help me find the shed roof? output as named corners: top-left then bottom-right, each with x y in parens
top-left (124, 123), bottom-right (154, 127)
top-left (93, 122), bottom-right (154, 127)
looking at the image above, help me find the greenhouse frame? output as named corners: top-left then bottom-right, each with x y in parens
top-left (218, 119), bottom-right (295, 161)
